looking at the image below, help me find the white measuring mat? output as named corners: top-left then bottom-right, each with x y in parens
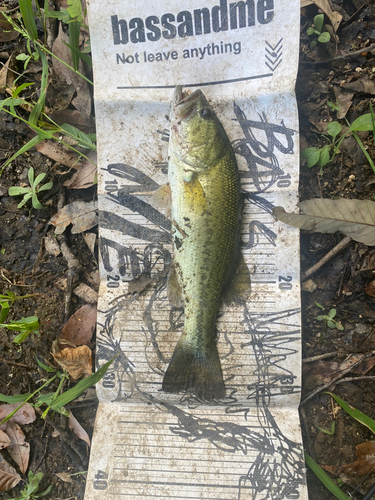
top-left (86, 0), bottom-right (308, 498)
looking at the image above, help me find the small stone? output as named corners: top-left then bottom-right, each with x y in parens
top-left (302, 279), bottom-right (317, 293)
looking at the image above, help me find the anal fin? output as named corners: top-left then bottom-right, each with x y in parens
top-left (223, 252), bottom-right (251, 302)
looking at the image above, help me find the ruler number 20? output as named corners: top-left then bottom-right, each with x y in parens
top-left (93, 470), bottom-right (108, 490)
top-left (279, 275), bottom-right (292, 290)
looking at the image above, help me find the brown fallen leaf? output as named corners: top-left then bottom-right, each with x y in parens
top-left (351, 355), bottom-right (375, 375)
top-left (0, 403), bottom-right (36, 430)
top-left (333, 86), bottom-right (354, 120)
top-left (52, 345), bottom-right (92, 380)
top-left (0, 454), bottom-right (21, 492)
top-left (59, 304), bottom-right (97, 345)
top-left (311, 0), bottom-right (342, 32)
top-left (273, 199), bottom-right (375, 246)
top-left (0, 429), bottom-right (11, 450)
top-left (83, 233), bottom-right (97, 257)
top-left (48, 109), bottom-right (95, 132)
top-left (52, 25), bottom-right (92, 120)
top-left (6, 421), bottom-right (30, 474)
top-left (339, 441), bottom-right (375, 477)
top-left (63, 151), bottom-right (97, 189)
top-left (0, 12), bottom-right (19, 42)
top-left (365, 281), bottom-right (375, 298)
top-left (44, 230), bottom-right (61, 257)
top-left (343, 79), bottom-right (375, 95)
top-left (73, 283), bottom-right (98, 304)
top-left (34, 140), bottom-right (81, 168)
top-left (49, 200), bottom-right (98, 235)
top-left (69, 411), bottom-right (90, 447)
top-left (55, 472), bottom-right (74, 484)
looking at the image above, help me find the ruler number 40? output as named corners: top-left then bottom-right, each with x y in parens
top-left (93, 470), bottom-right (108, 490)
top-left (278, 275), bottom-right (292, 290)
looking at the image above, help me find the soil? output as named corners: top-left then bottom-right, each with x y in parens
top-left (1, 1), bottom-right (375, 499)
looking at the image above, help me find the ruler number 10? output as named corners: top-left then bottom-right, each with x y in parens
top-left (279, 275), bottom-right (292, 290)
top-left (93, 470), bottom-right (108, 490)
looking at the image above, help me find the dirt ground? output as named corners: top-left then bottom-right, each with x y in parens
top-left (1, 1), bottom-right (375, 499)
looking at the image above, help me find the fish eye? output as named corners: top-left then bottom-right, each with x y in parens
top-left (200, 108), bottom-right (211, 119)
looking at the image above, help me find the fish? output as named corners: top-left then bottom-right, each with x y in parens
top-left (158, 86), bottom-right (242, 400)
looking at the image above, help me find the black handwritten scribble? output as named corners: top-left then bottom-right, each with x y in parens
top-left (96, 104), bottom-right (305, 498)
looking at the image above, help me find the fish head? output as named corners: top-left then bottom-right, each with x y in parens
top-left (170, 86), bottom-right (227, 173)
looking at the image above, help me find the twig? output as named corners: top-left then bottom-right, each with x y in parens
top-left (301, 351), bottom-right (375, 405)
top-left (56, 189), bottom-right (81, 322)
top-left (300, 42), bottom-right (375, 66)
top-left (334, 375), bottom-right (375, 385)
top-left (347, 0), bottom-right (371, 23)
top-left (3, 360), bottom-right (29, 368)
top-left (303, 352), bottom-right (337, 363)
top-left (302, 236), bottom-right (352, 280)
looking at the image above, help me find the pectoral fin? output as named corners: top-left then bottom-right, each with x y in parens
top-left (150, 183), bottom-right (172, 216)
top-left (183, 175), bottom-right (207, 215)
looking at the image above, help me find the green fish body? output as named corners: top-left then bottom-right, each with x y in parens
top-left (162, 86), bottom-right (242, 400)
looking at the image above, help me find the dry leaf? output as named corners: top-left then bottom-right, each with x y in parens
top-left (0, 454), bottom-right (21, 492)
top-left (63, 151), bottom-right (97, 189)
top-left (0, 430), bottom-right (11, 450)
top-left (52, 345), bottom-right (92, 380)
top-left (48, 109), bottom-right (95, 132)
top-left (339, 441), bottom-right (375, 477)
top-left (55, 472), bottom-right (74, 484)
top-left (59, 304), bottom-right (97, 345)
top-left (83, 233), bottom-right (96, 257)
top-left (74, 283), bottom-right (98, 304)
top-left (351, 355), bottom-right (375, 375)
top-left (365, 280), bottom-right (375, 297)
top-left (52, 25), bottom-right (92, 119)
top-left (311, 0), bottom-right (342, 32)
top-left (6, 421), bottom-right (30, 474)
top-left (44, 230), bottom-right (61, 257)
top-left (0, 13), bottom-right (19, 42)
top-left (69, 411), bottom-right (90, 447)
top-left (34, 140), bottom-right (80, 168)
top-left (0, 403), bottom-right (36, 430)
top-left (343, 79), bottom-right (375, 95)
top-left (333, 87), bottom-right (354, 120)
top-left (273, 199), bottom-right (375, 246)
top-left (49, 200), bottom-right (98, 235)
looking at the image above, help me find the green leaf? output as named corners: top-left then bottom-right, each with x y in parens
top-left (11, 82), bottom-right (35, 98)
top-left (51, 357), bottom-right (116, 410)
top-left (314, 14), bottom-right (324, 34)
top-left (67, 0), bottom-right (82, 20)
top-left (316, 421), bottom-right (335, 435)
top-left (327, 122), bottom-right (341, 140)
top-left (1, 134), bottom-right (46, 172)
top-left (44, 8), bottom-right (70, 23)
top-left (307, 27), bottom-right (316, 36)
top-left (32, 193), bottom-right (42, 209)
top-left (18, 192), bottom-right (32, 208)
top-left (305, 452), bottom-right (350, 500)
top-left (1, 316), bottom-right (39, 331)
top-left (0, 302), bottom-right (9, 323)
top-left (28, 166), bottom-right (35, 185)
top-left (16, 53), bottom-right (30, 61)
top-left (9, 186), bottom-right (31, 196)
top-left (326, 392), bottom-right (375, 433)
top-left (301, 147), bottom-right (321, 168)
top-left (38, 181), bottom-right (53, 192)
top-left (328, 309), bottom-right (336, 319)
top-left (29, 49), bottom-right (49, 126)
top-left (60, 123), bottom-right (96, 150)
top-left (13, 330), bottom-right (34, 344)
top-left (35, 356), bottom-right (56, 373)
top-left (317, 315), bottom-right (325, 321)
top-left (68, 21), bottom-right (81, 71)
top-left (317, 146), bottom-right (331, 167)
top-left (327, 320), bottom-right (336, 328)
top-left (62, 40), bottom-right (93, 67)
top-left (318, 32), bottom-right (331, 43)
top-left (19, 0), bottom-right (38, 40)
top-left (0, 393), bottom-right (32, 403)
top-left (350, 113), bottom-right (375, 132)
top-left (33, 172), bottom-right (46, 187)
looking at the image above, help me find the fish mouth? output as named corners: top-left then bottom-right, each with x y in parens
top-left (173, 86), bottom-right (202, 120)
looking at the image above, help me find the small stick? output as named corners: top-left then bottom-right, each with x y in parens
top-left (334, 375), bottom-right (375, 385)
top-left (302, 352), bottom-right (337, 363)
top-left (302, 236), bottom-right (352, 280)
top-left (300, 42), bottom-right (375, 66)
top-left (301, 351), bottom-right (375, 405)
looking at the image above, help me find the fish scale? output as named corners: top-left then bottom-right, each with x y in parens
top-left (162, 86), bottom-right (242, 400)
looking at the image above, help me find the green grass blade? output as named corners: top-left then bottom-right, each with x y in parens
top-left (0, 393), bottom-right (32, 403)
top-left (68, 21), bottom-right (81, 71)
top-left (51, 357), bottom-right (116, 410)
top-left (29, 48), bottom-right (48, 126)
top-left (60, 123), bottom-right (96, 150)
top-left (62, 40), bottom-right (92, 67)
top-left (0, 302), bottom-right (10, 323)
top-left (1, 134), bottom-right (46, 173)
top-left (352, 130), bottom-right (375, 175)
top-left (19, 0), bottom-right (38, 41)
top-left (370, 102), bottom-right (375, 146)
top-left (305, 452), bottom-right (349, 500)
top-left (326, 392), bottom-right (375, 433)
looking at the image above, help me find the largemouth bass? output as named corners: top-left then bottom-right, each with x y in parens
top-left (161, 86), bottom-right (242, 400)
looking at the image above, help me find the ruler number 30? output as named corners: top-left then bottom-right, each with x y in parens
top-left (93, 470), bottom-right (108, 490)
top-left (279, 275), bottom-right (292, 290)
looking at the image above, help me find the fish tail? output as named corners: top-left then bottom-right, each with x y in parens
top-left (162, 335), bottom-right (225, 400)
